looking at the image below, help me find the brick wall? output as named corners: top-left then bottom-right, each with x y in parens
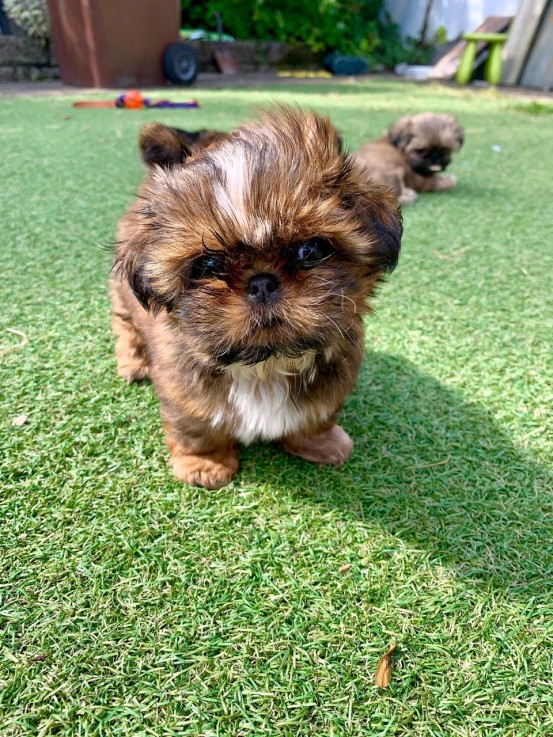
top-left (0, 35), bottom-right (319, 83)
top-left (186, 39), bottom-right (321, 73)
top-left (0, 35), bottom-right (58, 81)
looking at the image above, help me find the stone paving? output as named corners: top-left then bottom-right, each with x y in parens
top-left (0, 72), bottom-right (551, 100)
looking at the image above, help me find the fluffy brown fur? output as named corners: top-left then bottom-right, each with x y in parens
top-left (110, 107), bottom-right (402, 488)
top-left (355, 113), bottom-right (464, 205)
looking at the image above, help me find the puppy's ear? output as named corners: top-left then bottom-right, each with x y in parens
top-left (444, 115), bottom-right (465, 150)
top-left (388, 116), bottom-right (413, 150)
top-left (139, 123), bottom-right (195, 168)
top-left (114, 208), bottom-right (173, 314)
top-left (126, 259), bottom-right (168, 313)
top-left (117, 250), bottom-right (171, 314)
top-left (347, 178), bottom-right (403, 273)
top-left (175, 128), bottom-right (229, 150)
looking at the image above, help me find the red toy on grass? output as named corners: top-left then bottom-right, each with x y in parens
top-left (73, 90), bottom-right (199, 109)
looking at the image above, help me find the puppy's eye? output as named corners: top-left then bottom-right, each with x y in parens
top-left (293, 239), bottom-right (334, 270)
top-left (415, 148), bottom-right (427, 156)
top-left (189, 254), bottom-right (226, 280)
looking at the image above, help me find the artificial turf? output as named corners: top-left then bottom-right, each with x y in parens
top-left (1, 78), bottom-right (552, 736)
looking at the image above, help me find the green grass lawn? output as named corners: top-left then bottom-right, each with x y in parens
top-left (1, 78), bottom-right (552, 736)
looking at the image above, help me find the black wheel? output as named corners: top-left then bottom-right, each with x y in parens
top-left (163, 43), bottom-right (198, 86)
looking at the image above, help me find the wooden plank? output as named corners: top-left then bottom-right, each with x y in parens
top-left (429, 16), bottom-right (511, 80)
top-left (213, 48), bottom-right (241, 75)
top-left (520, 2), bottom-right (553, 88)
top-left (502, 0), bottom-right (549, 85)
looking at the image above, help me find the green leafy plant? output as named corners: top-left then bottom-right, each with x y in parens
top-left (4, 0), bottom-right (49, 42)
top-left (434, 25), bottom-right (448, 46)
top-left (181, 0), bottom-right (420, 68)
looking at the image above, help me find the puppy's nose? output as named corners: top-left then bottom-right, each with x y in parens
top-left (246, 273), bottom-right (280, 305)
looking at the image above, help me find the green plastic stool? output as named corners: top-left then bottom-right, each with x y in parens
top-left (456, 32), bottom-right (508, 85)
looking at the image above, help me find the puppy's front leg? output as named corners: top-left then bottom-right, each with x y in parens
top-left (398, 186), bottom-right (418, 205)
top-left (385, 170), bottom-right (418, 205)
top-left (162, 412), bottom-right (239, 489)
top-left (411, 172), bottom-right (457, 192)
top-left (110, 281), bottom-right (150, 383)
top-left (282, 424), bottom-right (353, 467)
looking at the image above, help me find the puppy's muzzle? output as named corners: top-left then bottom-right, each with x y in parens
top-left (246, 273), bottom-right (280, 305)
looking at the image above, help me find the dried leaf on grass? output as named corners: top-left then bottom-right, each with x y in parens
top-left (339, 563), bottom-right (352, 574)
top-left (11, 414), bottom-right (28, 427)
top-left (28, 653), bottom-right (48, 663)
top-left (433, 245), bottom-right (471, 261)
top-left (1, 327), bottom-right (29, 356)
top-left (374, 643), bottom-right (397, 688)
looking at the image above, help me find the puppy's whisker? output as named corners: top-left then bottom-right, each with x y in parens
top-left (320, 314), bottom-right (346, 340)
top-left (309, 277), bottom-right (338, 291)
top-left (308, 279), bottom-right (356, 309)
top-left (326, 291), bottom-right (357, 312)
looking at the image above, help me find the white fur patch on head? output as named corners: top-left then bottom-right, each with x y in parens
top-left (209, 146), bottom-right (277, 246)
top-left (250, 218), bottom-right (272, 243)
top-left (223, 146), bottom-right (248, 213)
top-left (212, 354), bottom-right (320, 444)
top-left (210, 145), bottom-right (252, 239)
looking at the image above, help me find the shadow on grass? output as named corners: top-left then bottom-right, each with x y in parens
top-left (240, 352), bottom-right (552, 596)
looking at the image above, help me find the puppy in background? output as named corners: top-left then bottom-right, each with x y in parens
top-left (110, 107), bottom-right (402, 489)
top-left (355, 113), bottom-right (464, 205)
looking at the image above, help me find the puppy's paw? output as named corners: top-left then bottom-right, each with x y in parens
top-left (398, 187), bottom-right (418, 205)
top-left (170, 451), bottom-right (239, 489)
top-left (117, 362), bottom-right (150, 383)
top-left (436, 174), bottom-right (457, 190)
top-left (115, 339), bottom-right (150, 383)
top-left (282, 424), bottom-right (353, 467)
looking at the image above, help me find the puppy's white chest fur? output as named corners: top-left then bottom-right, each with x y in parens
top-left (229, 376), bottom-right (303, 444)
top-left (214, 354), bottom-right (317, 444)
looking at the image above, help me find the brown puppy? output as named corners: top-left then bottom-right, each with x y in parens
top-left (110, 107), bottom-right (402, 488)
top-left (355, 113), bottom-right (464, 205)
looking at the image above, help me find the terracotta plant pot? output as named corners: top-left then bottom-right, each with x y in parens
top-left (47, 0), bottom-right (180, 87)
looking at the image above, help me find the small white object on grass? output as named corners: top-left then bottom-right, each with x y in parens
top-left (492, 144), bottom-right (501, 152)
